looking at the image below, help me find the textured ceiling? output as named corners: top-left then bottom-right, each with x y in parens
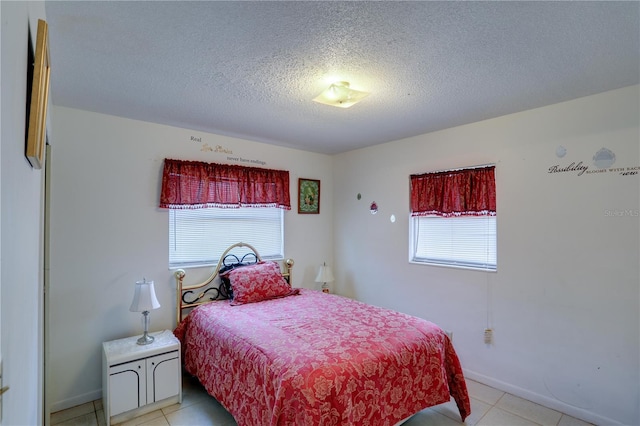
top-left (45, 1), bottom-right (639, 155)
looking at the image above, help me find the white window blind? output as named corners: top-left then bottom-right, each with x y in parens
top-left (411, 215), bottom-right (496, 271)
top-left (169, 207), bottom-right (283, 268)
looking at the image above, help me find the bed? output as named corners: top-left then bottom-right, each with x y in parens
top-left (173, 242), bottom-right (471, 425)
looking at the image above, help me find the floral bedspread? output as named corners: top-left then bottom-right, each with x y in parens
top-left (174, 289), bottom-right (470, 426)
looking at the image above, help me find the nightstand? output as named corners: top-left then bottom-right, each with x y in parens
top-left (102, 330), bottom-right (182, 426)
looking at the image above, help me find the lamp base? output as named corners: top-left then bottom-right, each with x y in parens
top-left (136, 331), bottom-right (155, 345)
top-left (136, 311), bottom-right (154, 345)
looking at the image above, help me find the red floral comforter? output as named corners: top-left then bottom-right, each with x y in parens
top-left (174, 289), bottom-right (470, 426)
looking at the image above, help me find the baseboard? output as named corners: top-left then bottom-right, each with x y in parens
top-left (463, 369), bottom-right (622, 426)
top-left (50, 389), bottom-right (101, 414)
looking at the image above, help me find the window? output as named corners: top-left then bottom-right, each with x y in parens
top-left (169, 207), bottom-right (283, 268)
top-left (159, 159), bottom-right (291, 268)
top-left (410, 215), bottom-right (496, 271)
top-left (409, 165), bottom-right (496, 271)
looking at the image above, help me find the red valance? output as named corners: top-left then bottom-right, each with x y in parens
top-left (160, 159), bottom-right (291, 210)
top-left (410, 166), bottom-right (496, 217)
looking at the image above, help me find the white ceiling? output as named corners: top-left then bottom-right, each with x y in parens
top-left (45, 1), bottom-right (639, 155)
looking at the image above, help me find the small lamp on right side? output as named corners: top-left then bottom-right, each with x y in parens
top-left (315, 262), bottom-right (335, 293)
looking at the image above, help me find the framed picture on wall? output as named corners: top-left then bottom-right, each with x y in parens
top-left (26, 19), bottom-right (50, 169)
top-left (298, 178), bottom-right (320, 214)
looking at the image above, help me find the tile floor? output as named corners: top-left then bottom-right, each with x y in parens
top-left (51, 373), bottom-right (594, 426)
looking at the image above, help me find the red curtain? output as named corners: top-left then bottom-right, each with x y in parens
top-left (410, 166), bottom-right (496, 217)
top-left (159, 159), bottom-right (291, 210)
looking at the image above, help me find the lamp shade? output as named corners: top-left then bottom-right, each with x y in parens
top-left (315, 265), bottom-right (335, 283)
top-left (129, 279), bottom-right (161, 312)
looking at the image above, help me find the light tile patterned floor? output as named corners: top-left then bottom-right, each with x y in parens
top-left (51, 373), bottom-right (594, 426)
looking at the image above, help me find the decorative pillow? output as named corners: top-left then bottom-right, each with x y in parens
top-left (226, 261), bottom-right (299, 306)
top-left (219, 262), bottom-right (253, 299)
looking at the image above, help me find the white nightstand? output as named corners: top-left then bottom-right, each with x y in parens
top-left (102, 330), bottom-right (182, 426)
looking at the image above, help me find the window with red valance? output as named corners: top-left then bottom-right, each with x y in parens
top-left (160, 159), bottom-right (290, 268)
top-left (410, 165), bottom-right (496, 217)
top-left (160, 158), bottom-right (291, 210)
top-left (409, 165), bottom-right (497, 271)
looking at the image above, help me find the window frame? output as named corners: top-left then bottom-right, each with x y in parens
top-left (168, 206), bottom-right (284, 269)
top-left (409, 214), bottom-right (497, 272)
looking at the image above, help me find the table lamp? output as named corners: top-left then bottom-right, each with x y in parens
top-left (315, 263), bottom-right (335, 293)
top-left (130, 278), bottom-right (161, 345)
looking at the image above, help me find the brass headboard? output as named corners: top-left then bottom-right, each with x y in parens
top-left (174, 242), bottom-right (294, 325)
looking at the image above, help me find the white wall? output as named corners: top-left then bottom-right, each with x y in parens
top-left (0, 2), bottom-right (48, 425)
top-left (48, 107), bottom-right (334, 411)
top-left (333, 86), bottom-right (639, 425)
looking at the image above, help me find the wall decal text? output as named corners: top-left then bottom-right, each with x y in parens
top-left (547, 163), bottom-right (638, 177)
top-left (547, 147), bottom-right (638, 177)
top-left (214, 145), bottom-right (233, 154)
top-left (226, 156), bottom-right (266, 166)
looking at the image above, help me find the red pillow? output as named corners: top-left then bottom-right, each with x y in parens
top-left (227, 261), bottom-right (299, 306)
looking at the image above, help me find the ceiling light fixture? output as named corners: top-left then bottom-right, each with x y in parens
top-left (313, 81), bottom-right (369, 108)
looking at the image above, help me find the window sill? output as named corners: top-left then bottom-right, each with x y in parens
top-left (409, 259), bottom-right (497, 272)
